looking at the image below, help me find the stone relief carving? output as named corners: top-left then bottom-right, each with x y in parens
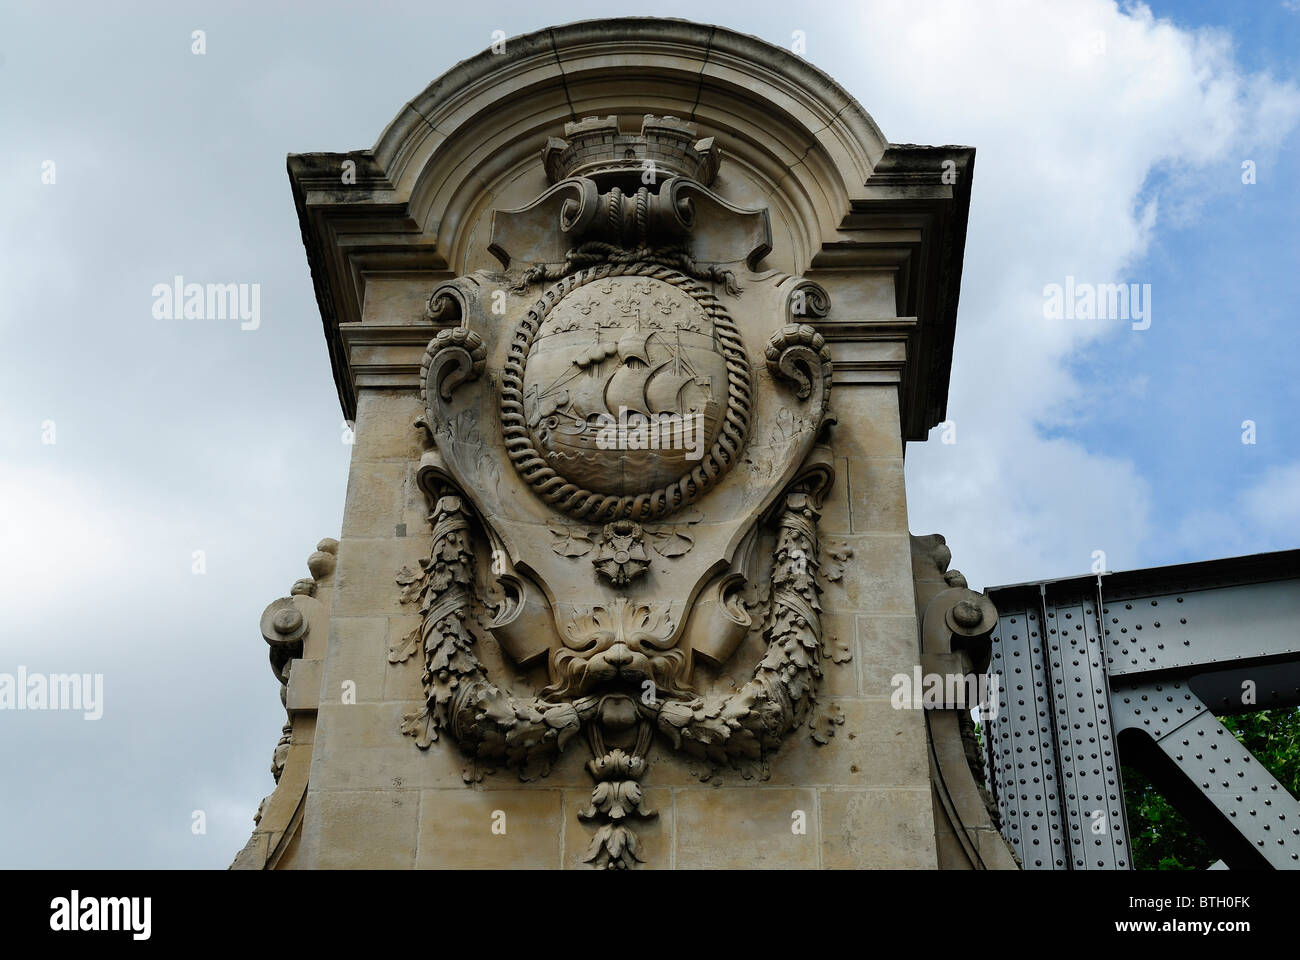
top-left (502, 265), bottom-right (751, 520)
top-left (546, 509), bottom-right (701, 567)
top-left (591, 522), bottom-right (650, 585)
top-left (388, 115), bottom-right (844, 867)
top-left (259, 539), bottom-right (337, 781)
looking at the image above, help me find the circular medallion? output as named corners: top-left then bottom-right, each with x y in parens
top-left (501, 265), bottom-right (750, 521)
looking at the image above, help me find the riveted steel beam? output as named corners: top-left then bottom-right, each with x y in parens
top-left (984, 549), bottom-right (1300, 869)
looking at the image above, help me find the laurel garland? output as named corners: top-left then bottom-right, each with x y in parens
top-left (388, 491), bottom-right (586, 781)
top-left (392, 477), bottom-right (828, 781)
top-left (645, 485), bottom-right (826, 778)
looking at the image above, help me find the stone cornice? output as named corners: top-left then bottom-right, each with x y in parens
top-left (338, 322), bottom-right (447, 393)
top-left (811, 316), bottom-right (916, 386)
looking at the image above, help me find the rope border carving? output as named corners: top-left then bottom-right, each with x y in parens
top-left (500, 263), bottom-right (752, 521)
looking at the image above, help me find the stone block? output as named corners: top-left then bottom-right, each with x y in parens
top-left (341, 459), bottom-right (409, 539)
top-left (285, 658), bottom-right (323, 714)
top-left (352, 390), bottom-right (426, 462)
top-left (766, 699), bottom-right (929, 788)
top-left (322, 617), bottom-right (388, 704)
top-left (819, 788), bottom-right (936, 869)
top-left (856, 614), bottom-right (922, 699)
top-left (674, 788), bottom-right (819, 868)
top-left (312, 701), bottom-right (467, 790)
top-left (847, 456), bottom-right (908, 534)
top-left (417, 789), bottom-right (562, 868)
top-left (829, 386), bottom-right (904, 459)
top-left (823, 534), bottom-right (915, 614)
top-left (331, 536), bottom-right (430, 618)
top-left (309, 789), bottom-right (419, 869)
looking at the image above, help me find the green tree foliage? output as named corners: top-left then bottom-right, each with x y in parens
top-left (1124, 707), bottom-right (1300, 869)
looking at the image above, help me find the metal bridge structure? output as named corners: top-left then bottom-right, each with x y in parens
top-left (981, 550), bottom-right (1300, 869)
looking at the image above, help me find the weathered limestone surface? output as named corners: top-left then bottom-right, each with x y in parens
top-left (234, 17), bottom-right (1004, 871)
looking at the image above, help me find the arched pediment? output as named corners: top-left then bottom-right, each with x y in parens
top-left (371, 18), bottom-right (888, 274)
top-left (290, 17), bottom-right (973, 440)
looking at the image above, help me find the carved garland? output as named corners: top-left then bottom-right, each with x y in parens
top-left (499, 263), bottom-right (752, 522)
top-left (648, 479), bottom-right (829, 776)
top-left (398, 292), bottom-right (835, 866)
top-left (390, 474), bottom-right (831, 854)
top-left (390, 490), bottom-right (585, 780)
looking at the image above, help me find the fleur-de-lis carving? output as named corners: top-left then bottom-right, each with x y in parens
top-left (612, 295), bottom-right (640, 317)
top-left (652, 297), bottom-right (678, 315)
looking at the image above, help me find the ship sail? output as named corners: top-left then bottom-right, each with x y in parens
top-left (565, 368), bottom-right (610, 421)
top-left (644, 327), bottom-right (708, 413)
top-left (604, 359), bottom-right (657, 417)
top-left (645, 364), bottom-right (695, 413)
top-left (616, 327), bottom-right (653, 365)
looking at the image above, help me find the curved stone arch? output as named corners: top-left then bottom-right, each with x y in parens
top-left (373, 18), bottom-right (888, 276)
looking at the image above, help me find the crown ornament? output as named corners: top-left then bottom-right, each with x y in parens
top-left (543, 115), bottom-right (721, 189)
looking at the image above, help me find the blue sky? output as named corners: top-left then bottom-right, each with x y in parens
top-left (1, 0), bottom-right (1297, 867)
top-left (1050, 0), bottom-right (1300, 568)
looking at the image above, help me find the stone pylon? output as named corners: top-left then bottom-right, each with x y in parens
top-left (233, 17), bottom-right (1012, 871)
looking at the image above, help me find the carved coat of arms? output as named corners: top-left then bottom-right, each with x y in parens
top-left (389, 116), bottom-right (838, 868)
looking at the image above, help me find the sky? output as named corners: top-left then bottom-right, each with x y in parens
top-left (0, 0), bottom-right (1297, 868)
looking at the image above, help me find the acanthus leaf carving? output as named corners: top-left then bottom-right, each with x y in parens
top-left (547, 522), bottom-right (594, 558)
top-left (822, 541), bottom-right (854, 583)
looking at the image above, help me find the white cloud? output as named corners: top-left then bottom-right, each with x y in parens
top-left (1241, 461), bottom-right (1300, 530)
top-left (0, 465), bottom-right (129, 624)
top-left (837, 0), bottom-right (1300, 588)
top-left (1170, 460), bottom-right (1300, 559)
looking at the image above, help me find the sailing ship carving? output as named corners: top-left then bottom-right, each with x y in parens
top-left (521, 276), bottom-right (728, 495)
